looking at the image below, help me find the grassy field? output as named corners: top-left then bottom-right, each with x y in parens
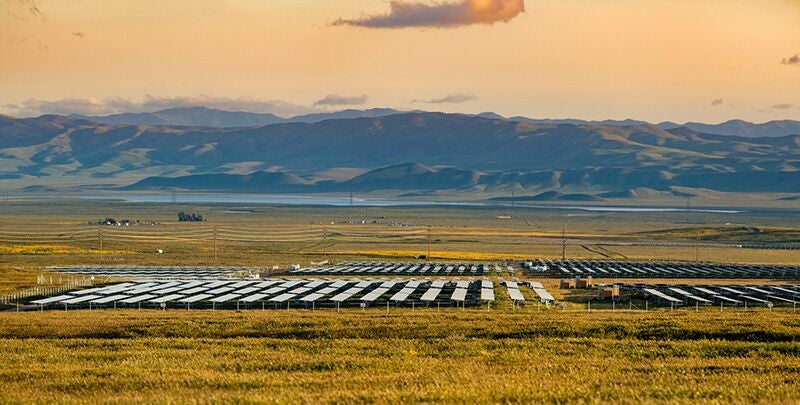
top-left (1, 310), bottom-right (799, 403)
top-left (1, 199), bottom-right (799, 403)
top-left (1, 198), bottom-right (799, 270)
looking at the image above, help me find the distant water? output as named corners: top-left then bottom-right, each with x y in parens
top-left (74, 193), bottom-right (745, 214)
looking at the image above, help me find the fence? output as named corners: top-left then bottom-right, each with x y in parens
top-left (0, 276), bottom-right (93, 305)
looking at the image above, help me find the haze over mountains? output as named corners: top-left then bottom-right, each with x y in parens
top-left (71, 106), bottom-right (800, 138)
top-left (1, 108), bottom-right (799, 199)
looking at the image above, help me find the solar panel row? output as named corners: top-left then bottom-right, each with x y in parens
top-left (628, 284), bottom-right (800, 307)
top-left (539, 259), bottom-right (800, 279)
top-left (28, 277), bottom-right (487, 310)
top-left (48, 266), bottom-right (251, 279)
top-left (290, 262), bottom-right (497, 276)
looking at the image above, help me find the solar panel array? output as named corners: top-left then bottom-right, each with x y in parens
top-left (628, 283), bottom-right (800, 307)
top-left (49, 266), bottom-right (252, 279)
top-left (500, 279), bottom-right (526, 302)
top-left (28, 277), bottom-right (490, 310)
top-left (538, 259), bottom-right (800, 279)
top-left (290, 262), bottom-right (496, 276)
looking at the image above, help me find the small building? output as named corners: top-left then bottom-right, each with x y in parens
top-left (560, 278), bottom-right (577, 289)
top-left (576, 276), bottom-right (593, 289)
top-left (597, 284), bottom-right (620, 300)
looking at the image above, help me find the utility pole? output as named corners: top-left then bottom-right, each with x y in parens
top-left (695, 230), bottom-right (700, 262)
top-left (427, 226), bottom-right (431, 258)
top-left (322, 228), bottom-right (327, 257)
top-left (349, 189), bottom-right (353, 206)
top-left (561, 225), bottom-right (567, 260)
top-left (98, 226), bottom-right (104, 263)
top-left (213, 225), bottom-right (218, 262)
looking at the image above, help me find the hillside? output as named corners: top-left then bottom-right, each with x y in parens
top-left (1, 112), bottom-right (799, 194)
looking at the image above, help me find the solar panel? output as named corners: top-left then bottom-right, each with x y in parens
top-left (420, 287), bottom-right (441, 302)
top-left (179, 287), bottom-right (209, 295)
top-left (239, 293), bottom-right (269, 303)
top-left (234, 287), bottom-right (261, 295)
top-left (667, 288), bottom-right (711, 303)
top-left (480, 288), bottom-right (495, 301)
top-left (119, 294), bottom-right (157, 304)
top-left (693, 287), bottom-right (718, 296)
top-left (715, 295), bottom-right (742, 304)
top-left (299, 292), bottom-right (326, 302)
top-left (451, 288), bottom-right (467, 301)
top-left (642, 288), bottom-right (682, 303)
top-left (210, 294), bottom-right (241, 303)
top-left (740, 295), bottom-right (770, 305)
top-left (719, 287), bottom-right (746, 295)
top-left (745, 286), bottom-right (772, 295)
top-left (31, 294), bottom-right (75, 305)
top-left (361, 287), bottom-right (390, 302)
top-left (269, 293), bottom-right (296, 302)
top-left (533, 288), bottom-right (555, 302)
top-left (62, 295), bottom-right (103, 304)
top-left (507, 288), bottom-right (525, 301)
top-left (149, 294), bottom-right (184, 303)
top-left (390, 287), bottom-right (416, 302)
top-left (90, 294), bottom-right (130, 304)
top-left (179, 294), bottom-right (213, 303)
top-left (331, 287), bottom-right (363, 302)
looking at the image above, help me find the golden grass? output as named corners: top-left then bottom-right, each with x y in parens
top-left (1, 310), bottom-right (799, 403)
top-left (0, 244), bottom-right (131, 255)
top-left (306, 249), bottom-right (531, 261)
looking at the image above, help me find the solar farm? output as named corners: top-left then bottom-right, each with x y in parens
top-left (28, 277), bottom-right (503, 310)
top-left (2, 200), bottom-right (800, 403)
top-left (48, 265), bottom-right (253, 279)
top-left (539, 259), bottom-right (800, 279)
top-left (290, 262), bottom-right (513, 276)
top-left (630, 283), bottom-right (800, 309)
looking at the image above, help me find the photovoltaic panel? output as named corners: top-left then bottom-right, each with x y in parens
top-left (62, 295), bottom-right (103, 304)
top-left (360, 287), bottom-right (389, 302)
top-left (120, 294), bottom-right (157, 304)
top-left (90, 294), bottom-right (130, 304)
top-left (420, 287), bottom-right (441, 302)
top-left (149, 294), bottom-right (185, 303)
top-left (179, 294), bottom-right (213, 303)
top-left (451, 288), bottom-right (467, 301)
top-left (31, 295), bottom-right (75, 305)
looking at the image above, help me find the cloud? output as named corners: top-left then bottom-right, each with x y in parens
top-left (710, 98), bottom-right (723, 106)
top-left (3, 95), bottom-right (320, 118)
top-left (314, 94), bottom-right (368, 107)
top-left (333, 0), bottom-right (524, 29)
top-left (781, 54), bottom-right (800, 66)
top-left (771, 103), bottom-right (793, 110)
top-left (71, 32), bottom-right (85, 39)
top-left (413, 93), bottom-right (478, 104)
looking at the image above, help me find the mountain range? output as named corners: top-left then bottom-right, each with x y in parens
top-left (1, 109), bottom-right (799, 198)
top-left (69, 106), bottom-right (800, 138)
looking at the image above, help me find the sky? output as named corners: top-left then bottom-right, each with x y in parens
top-left (2, 0), bottom-right (800, 123)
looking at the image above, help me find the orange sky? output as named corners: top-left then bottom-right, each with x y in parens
top-left (2, 0), bottom-right (800, 122)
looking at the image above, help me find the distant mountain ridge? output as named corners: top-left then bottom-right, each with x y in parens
top-left (71, 107), bottom-right (412, 128)
top-left (64, 106), bottom-right (800, 137)
top-left (2, 111), bottom-right (799, 195)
